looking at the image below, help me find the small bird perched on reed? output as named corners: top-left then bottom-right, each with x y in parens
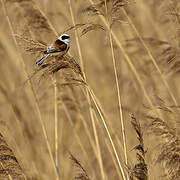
top-left (36, 34), bottom-right (70, 66)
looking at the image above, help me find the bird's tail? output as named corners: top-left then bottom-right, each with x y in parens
top-left (36, 54), bottom-right (50, 66)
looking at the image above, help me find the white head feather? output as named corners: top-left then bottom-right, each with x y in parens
top-left (58, 34), bottom-right (70, 46)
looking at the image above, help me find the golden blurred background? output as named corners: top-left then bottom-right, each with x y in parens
top-left (0, 0), bottom-right (180, 179)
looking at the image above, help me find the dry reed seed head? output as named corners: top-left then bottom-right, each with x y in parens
top-left (130, 114), bottom-right (145, 155)
top-left (62, 22), bottom-right (106, 37)
top-left (80, 2), bottom-right (105, 16)
top-left (156, 138), bottom-right (180, 180)
top-left (129, 114), bottom-right (148, 180)
top-left (146, 116), bottom-right (175, 139)
top-left (69, 153), bottom-right (91, 180)
top-left (145, 115), bottom-right (180, 180)
top-left (136, 153), bottom-right (146, 164)
top-left (111, 0), bottom-right (131, 14)
top-left (129, 162), bottom-right (148, 180)
top-left (130, 113), bottom-right (144, 145)
top-left (22, 6), bottom-right (51, 32)
top-left (14, 0), bottom-right (55, 43)
top-left (128, 160), bottom-right (148, 179)
top-left (0, 133), bottom-right (26, 179)
top-left (81, 24), bottom-right (105, 36)
top-left (57, 77), bottom-right (86, 88)
top-left (15, 34), bottom-right (47, 55)
top-left (80, 0), bottom-right (125, 18)
top-left (80, 0), bottom-right (131, 24)
top-left (55, 55), bottom-right (83, 77)
top-left (62, 23), bottom-right (106, 37)
top-left (62, 24), bottom-right (87, 34)
top-left (35, 54), bottom-right (83, 80)
top-left (124, 37), bottom-right (180, 75)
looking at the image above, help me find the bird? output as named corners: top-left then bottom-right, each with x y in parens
top-left (36, 34), bottom-right (70, 66)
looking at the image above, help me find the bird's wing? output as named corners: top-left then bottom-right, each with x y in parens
top-left (44, 42), bottom-right (67, 54)
top-left (44, 46), bottom-right (59, 54)
top-left (53, 39), bottom-right (67, 51)
top-left (44, 46), bottom-right (57, 54)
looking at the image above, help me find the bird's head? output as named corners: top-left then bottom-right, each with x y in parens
top-left (58, 34), bottom-right (70, 45)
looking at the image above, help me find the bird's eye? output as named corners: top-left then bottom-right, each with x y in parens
top-left (61, 35), bottom-right (69, 40)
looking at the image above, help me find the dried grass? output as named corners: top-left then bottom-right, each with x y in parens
top-left (70, 152), bottom-right (91, 180)
top-left (146, 114), bottom-right (180, 180)
top-left (0, 132), bottom-right (26, 179)
top-left (129, 114), bottom-right (148, 180)
top-left (0, 0), bottom-right (180, 179)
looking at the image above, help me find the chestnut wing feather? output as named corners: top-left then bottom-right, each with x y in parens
top-left (44, 39), bottom-right (67, 54)
top-left (54, 39), bottom-right (67, 51)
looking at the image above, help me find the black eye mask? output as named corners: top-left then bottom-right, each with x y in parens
top-left (61, 35), bottom-right (69, 40)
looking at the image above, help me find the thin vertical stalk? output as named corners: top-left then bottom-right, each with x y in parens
top-left (109, 31), bottom-right (128, 165)
top-left (91, 110), bottom-right (106, 180)
top-left (122, 8), bottom-right (178, 106)
top-left (52, 75), bottom-right (59, 179)
top-left (105, 140), bottom-right (122, 179)
top-left (66, 87), bottom-right (106, 179)
top-left (87, 0), bottom-right (154, 110)
top-left (61, 101), bottom-right (93, 173)
top-left (104, 0), bottom-right (128, 166)
top-left (68, 1), bottom-right (106, 179)
top-left (87, 87), bottom-right (127, 180)
top-left (68, 0), bottom-right (84, 71)
top-left (34, 2), bottom-right (58, 36)
top-left (1, 1), bottom-right (59, 179)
